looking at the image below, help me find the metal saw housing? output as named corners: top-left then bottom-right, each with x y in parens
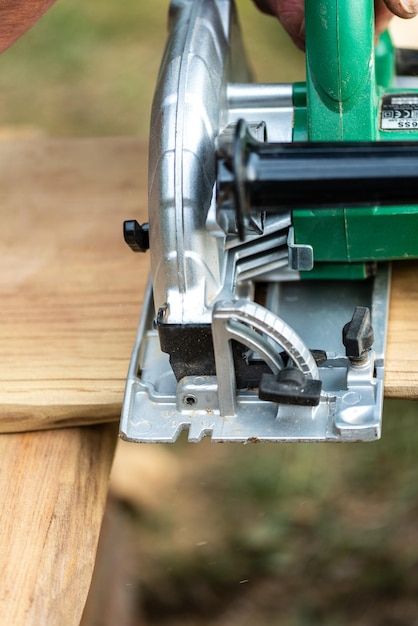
top-left (120, 0), bottom-right (418, 443)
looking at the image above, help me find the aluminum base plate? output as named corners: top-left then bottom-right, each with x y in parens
top-left (120, 265), bottom-right (390, 443)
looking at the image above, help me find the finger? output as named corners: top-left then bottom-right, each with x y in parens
top-left (383, 0), bottom-right (418, 18)
top-left (252, 0), bottom-right (276, 16)
top-left (275, 0), bottom-right (306, 49)
top-left (253, 0), bottom-right (306, 50)
top-left (375, 0), bottom-right (396, 34)
top-left (375, 0), bottom-right (418, 39)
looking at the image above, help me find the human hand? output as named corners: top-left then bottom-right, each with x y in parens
top-left (253, 0), bottom-right (418, 50)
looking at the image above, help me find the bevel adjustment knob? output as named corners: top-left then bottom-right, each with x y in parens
top-left (123, 220), bottom-right (149, 253)
top-left (342, 306), bottom-right (374, 362)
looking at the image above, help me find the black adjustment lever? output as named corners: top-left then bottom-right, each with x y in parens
top-left (342, 306), bottom-right (374, 364)
top-left (259, 366), bottom-right (322, 407)
top-left (123, 220), bottom-right (149, 252)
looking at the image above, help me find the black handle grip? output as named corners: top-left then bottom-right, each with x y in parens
top-left (218, 119), bottom-right (418, 234)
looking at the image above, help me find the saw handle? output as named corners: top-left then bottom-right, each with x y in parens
top-left (305, 0), bottom-right (376, 140)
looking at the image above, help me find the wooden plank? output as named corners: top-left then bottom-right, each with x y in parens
top-left (386, 262), bottom-right (418, 399)
top-left (0, 138), bottom-right (417, 434)
top-left (0, 138), bottom-right (148, 431)
top-left (0, 423), bottom-right (117, 625)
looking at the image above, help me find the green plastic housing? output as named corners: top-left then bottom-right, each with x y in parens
top-left (292, 0), bottom-right (418, 279)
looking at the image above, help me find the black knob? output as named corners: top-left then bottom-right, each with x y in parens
top-left (123, 220), bottom-right (149, 252)
top-left (342, 306), bottom-right (374, 362)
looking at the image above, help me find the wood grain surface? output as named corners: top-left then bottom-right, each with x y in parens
top-left (0, 137), bottom-right (417, 434)
top-left (0, 422), bottom-right (118, 625)
top-left (386, 262), bottom-right (418, 399)
top-left (0, 137), bottom-right (148, 432)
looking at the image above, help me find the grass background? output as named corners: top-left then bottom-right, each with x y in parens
top-left (2, 1), bottom-right (418, 624)
top-left (0, 0), bottom-right (305, 136)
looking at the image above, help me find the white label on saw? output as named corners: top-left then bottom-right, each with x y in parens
top-left (381, 93), bottom-right (418, 130)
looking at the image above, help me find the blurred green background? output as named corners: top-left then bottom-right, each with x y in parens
top-left (2, 2), bottom-right (418, 624)
top-left (0, 0), bottom-right (305, 136)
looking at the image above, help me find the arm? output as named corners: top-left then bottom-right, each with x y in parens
top-left (0, 0), bottom-right (58, 53)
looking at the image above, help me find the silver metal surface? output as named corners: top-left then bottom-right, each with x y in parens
top-left (148, 0), bottom-right (295, 326)
top-left (212, 299), bottom-right (318, 417)
top-left (287, 227), bottom-right (314, 271)
top-left (120, 265), bottom-right (391, 443)
top-left (149, 0), bottom-right (248, 325)
top-left (226, 83), bottom-right (294, 142)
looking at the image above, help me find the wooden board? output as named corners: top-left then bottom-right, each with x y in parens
top-left (386, 262), bottom-right (418, 399)
top-left (0, 138), bottom-right (148, 431)
top-left (0, 423), bottom-right (117, 625)
top-left (0, 137), bottom-right (417, 434)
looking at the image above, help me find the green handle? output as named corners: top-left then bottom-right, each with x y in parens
top-left (305, 0), bottom-right (377, 140)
